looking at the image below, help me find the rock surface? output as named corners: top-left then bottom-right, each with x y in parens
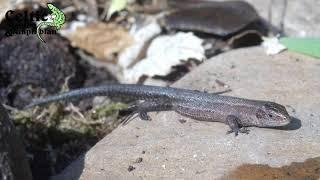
top-left (0, 104), bottom-right (33, 180)
top-left (53, 46), bottom-right (320, 179)
top-left (237, 0), bottom-right (320, 37)
top-left (168, 0), bottom-right (320, 37)
top-left (164, 1), bottom-right (261, 36)
top-left (0, 35), bottom-right (80, 107)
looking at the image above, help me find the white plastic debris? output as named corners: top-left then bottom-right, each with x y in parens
top-left (118, 21), bottom-right (161, 68)
top-left (59, 21), bottom-right (86, 37)
top-left (123, 32), bottom-right (205, 83)
top-left (59, 14), bottom-right (94, 37)
top-left (262, 37), bottom-right (287, 55)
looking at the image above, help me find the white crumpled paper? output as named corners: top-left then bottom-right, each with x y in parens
top-left (118, 20), bottom-right (161, 68)
top-left (123, 32), bottom-right (205, 83)
top-left (262, 36), bottom-right (287, 55)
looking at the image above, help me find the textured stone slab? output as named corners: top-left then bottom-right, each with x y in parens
top-left (168, 0), bottom-right (320, 36)
top-left (237, 0), bottom-right (320, 36)
top-left (54, 47), bottom-right (320, 179)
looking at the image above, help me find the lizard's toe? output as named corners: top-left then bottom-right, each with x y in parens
top-left (226, 127), bottom-right (250, 136)
top-left (139, 112), bottom-right (151, 121)
top-left (121, 113), bottom-right (138, 125)
top-left (226, 129), bottom-right (239, 136)
top-left (239, 127), bottom-right (250, 134)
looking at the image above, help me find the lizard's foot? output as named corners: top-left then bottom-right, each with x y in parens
top-left (120, 110), bottom-right (151, 125)
top-left (239, 127), bottom-right (250, 134)
top-left (227, 127), bottom-right (250, 136)
top-left (139, 111), bottom-right (151, 121)
top-left (120, 113), bottom-right (139, 125)
top-left (226, 115), bottom-right (250, 136)
top-left (226, 129), bottom-right (239, 136)
top-left (120, 100), bottom-right (171, 125)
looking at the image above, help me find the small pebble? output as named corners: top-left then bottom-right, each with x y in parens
top-left (135, 157), bottom-right (143, 163)
top-left (128, 165), bottom-right (136, 172)
top-left (179, 119), bottom-right (187, 124)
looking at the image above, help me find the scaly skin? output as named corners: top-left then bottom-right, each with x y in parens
top-left (25, 84), bottom-right (291, 136)
top-left (37, 3), bottom-right (65, 42)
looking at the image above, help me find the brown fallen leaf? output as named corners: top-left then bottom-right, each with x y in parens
top-left (69, 22), bottom-right (133, 61)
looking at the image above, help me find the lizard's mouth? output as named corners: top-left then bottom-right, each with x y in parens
top-left (271, 117), bottom-right (292, 127)
top-left (258, 116), bottom-right (291, 127)
top-left (278, 120), bottom-right (291, 126)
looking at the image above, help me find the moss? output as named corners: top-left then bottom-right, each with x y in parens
top-left (8, 100), bottom-right (129, 179)
top-left (90, 102), bottom-right (128, 120)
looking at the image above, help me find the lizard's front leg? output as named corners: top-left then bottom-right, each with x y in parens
top-left (226, 115), bottom-right (250, 136)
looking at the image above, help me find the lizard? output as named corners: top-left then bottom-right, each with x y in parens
top-left (37, 3), bottom-right (65, 43)
top-left (24, 84), bottom-right (291, 136)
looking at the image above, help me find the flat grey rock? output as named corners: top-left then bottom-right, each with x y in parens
top-left (193, 0), bottom-right (320, 37)
top-left (237, 0), bottom-right (320, 36)
top-left (54, 47), bottom-right (320, 179)
top-left (173, 0), bottom-right (320, 36)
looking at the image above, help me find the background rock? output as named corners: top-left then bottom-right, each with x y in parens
top-left (0, 104), bottom-right (32, 180)
top-left (170, 0), bottom-right (320, 37)
top-left (232, 0), bottom-right (320, 37)
top-left (164, 1), bottom-right (262, 36)
top-left (54, 47), bottom-right (320, 179)
top-left (0, 35), bottom-right (80, 108)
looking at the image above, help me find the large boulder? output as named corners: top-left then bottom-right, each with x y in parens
top-left (53, 46), bottom-right (320, 179)
top-left (0, 104), bottom-right (33, 180)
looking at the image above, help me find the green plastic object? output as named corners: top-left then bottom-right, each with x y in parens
top-left (279, 37), bottom-right (320, 59)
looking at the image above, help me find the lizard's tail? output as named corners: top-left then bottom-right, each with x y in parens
top-left (23, 84), bottom-right (174, 110)
top-left (24, 87), bottom-right (103, 109)
top-left (36, 22), bottom-right (46, 43)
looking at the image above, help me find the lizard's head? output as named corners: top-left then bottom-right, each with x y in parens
top-left (255, 102), bottom-right (291, 127)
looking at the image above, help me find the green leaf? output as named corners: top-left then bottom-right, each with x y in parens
top-left (279, 37), bottom-right (320, 59)
top-left (107, 0), bottom-right (127, 20)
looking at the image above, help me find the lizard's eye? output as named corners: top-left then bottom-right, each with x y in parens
top-left (268, 114), bottom-right (273, 118)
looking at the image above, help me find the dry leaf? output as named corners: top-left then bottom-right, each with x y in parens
top-left (69, 22), bottom-right (133, 61)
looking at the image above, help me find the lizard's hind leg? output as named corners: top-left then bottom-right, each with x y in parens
top-left (120, 100), bottom-right (173, 125)
top-left (226, 115), bottom-right (250, 136)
